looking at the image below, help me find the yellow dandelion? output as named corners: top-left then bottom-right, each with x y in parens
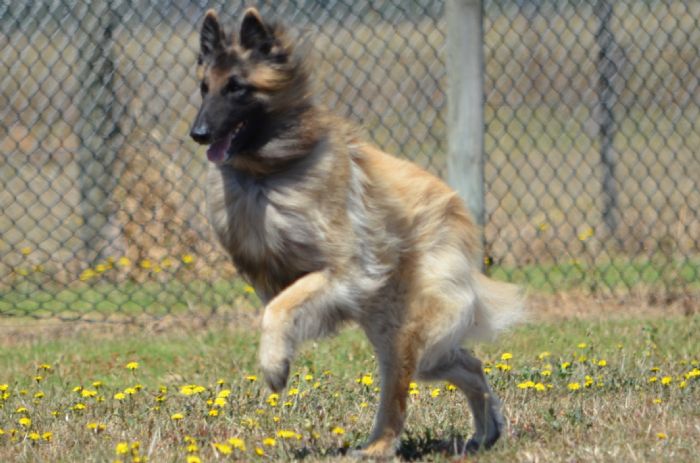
top-left (561, 362), bottom-right (571, 370)
top-left (213, 443), bottom-right (232, 455)
top-left (0, 384), bottom-right (8, 392)
top-left (228, 437), bottom-right (246, 451)
top-left (648, 376), bottom-right (658, 383)
top-left (171, 413), bottom-right (184, 421)
top-left (115, 442), bottom-right (129, 455)
top-left (661, 376), bottom-right (672, 385)
top-left (72, 403), bottom-right (86, 411)
top-left (577, 342), bottom-right (588, 349)
top-left (182, 254), bottom-right (194, 264)
top-left (597, 359), bottom-right (607, 367)
top-left (263, 437), bottom-right (277, 447)
top-left (28, 432), bottom-right (40, 441)
top-left (208, 409), bottom-right (219, 417)
top-left (359, 374), bottom-right (374, 386)
top-left (288, 388), bottom-right (299, 396)
top-left (81, 389), bottom-right (97, 398)
top-left (430, 388), bottom-right (441, 398)
top-left (139, 259), bottom-right (151, 269)
top-left (214, 397), bottom-right (227, 407)
top-left (277, 430), bottom-right (301, 439)
top-left (114, 392), bottom-right (126, 400)
top-left (679, 380), bottom-right (688, 389)
top-left (125, 362), bottom-right (139, 371)
top-left (331, 426), bottom-right (345, 435)
top-left (446, 383), bottom-right (457, 391)
top-left (534, 382), bottom-right (547, 392)
top-left (501, 352), bottom-right (513, 361)
top-left (18, 417), bottom-right (31, 428)
top-left (517, 381), bottom-right (535, 389)
top-left (266, 392), bottom-right (279, 406)
top-left (79, 268), bottom-right (97, 281)
top-left (180, 384), bottom-right (206, 395)
top-left (186, 456), bottom-right (201, 463)
top-left (38, 363), bottom-right (52, 371)
top-left (653, 398), bottom-right (662, 404)
top-left (124, 387), bottom-right (137, 395)
top-left (304, 374), bottom-right (314, 381)
top-left (42, 432), bottom-right (52, 441)
top-left (567, 382), bottom-right (581, 391)
top-left (537, 351), bottom-right (551, 360)
top-left (34, 391), bottom-right (44, 399)
top-left (255, 447), bottom-right (265, 456)
top-left (186, 443), bottom-right (199, 453)
top-left (245, 375), bottom-right (258, 382)
top-left (656, 432), bottom-right (667, 440)
top-left (20, 246), bottom-right (32, 255)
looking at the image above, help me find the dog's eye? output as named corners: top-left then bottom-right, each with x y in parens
top-left (224, 78), bottom-right (245, 96)
top-left (200, 81), bottom-right (209, 95)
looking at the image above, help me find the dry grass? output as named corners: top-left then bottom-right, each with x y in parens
top-left (0, 306), bottom-right (698, 462)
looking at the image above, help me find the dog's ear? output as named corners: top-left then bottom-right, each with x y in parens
top-left (200, 9), bottom-right (224, 63)
top-left (240, 8), bottom-right (273, 54)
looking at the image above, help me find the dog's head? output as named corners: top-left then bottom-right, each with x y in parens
top-left (190, 8), bottom-right (309, 165)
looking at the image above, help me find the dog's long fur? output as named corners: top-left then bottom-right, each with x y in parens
top-left (191, 8), bottom-right (524, 457)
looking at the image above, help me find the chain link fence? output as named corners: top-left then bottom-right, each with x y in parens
top-left (1, 0), bottom-right (698, 322)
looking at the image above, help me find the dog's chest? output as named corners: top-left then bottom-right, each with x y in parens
top-left (206, 166), bottom-right (324, 294)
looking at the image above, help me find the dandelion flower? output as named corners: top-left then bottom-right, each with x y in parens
top-left (656, 432), bottom-right (668, 440)
top-left (331, 426), bottom-right (345, 435)
top-left (125, 362), bottom-right (139, 371)
top-left (114, 392), bottom-right (126, 400)
top-left (360, 374), bottom-right (374, 386)
top-left (597, 359), bottom-right (607, 367)
top-left (115, 442), bottom-right (129, 455)
top-left (534, 383), bottom-right (547, 392)
top-left (213, 443), bottom-right (232, 455)
top-left (42, 432), bottom-right (52, 441)
top-left (182, 255), bottom-right (194, 264)
top-left (171, 413), bottom-right (184, 421)
top-left (18, 417), bottom-right (31, 428)
top-left (661, 376), bottom-right (672, 385)
top-left (567, 382), bottom-right (581, 391)
top-left (186, 456), bottom-right (201, 463)
top-left (28, 432), bottom-right (41, 441)
top-left (537, 351), bottom-right (551, 360)
top-left (277, 430), bottom-right (301, 439)
top-left (501, 352), bottom-right (513, 361)
top-left (245, 375), bottom-right (258, 382)
top-left (208, 409), bottom-right (219, 417)
top-left (21, 246), bottom-right (32, 255)
top-left (255, 447), bottom-right (265, 456)
top-left (653, 398), bottom-right (662, 404)
top-left (263, 437), bottom-right (276, 447)
top-left (228, 437), bottom-right (246, 451)
top-left (430, 388), bottom-right (441, 398)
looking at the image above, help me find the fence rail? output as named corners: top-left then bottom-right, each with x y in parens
top-left (1, 0), bottom-right (698, 321)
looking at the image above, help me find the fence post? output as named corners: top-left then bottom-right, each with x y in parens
top-left (446, 0), bottom-right (485, 267)
top-left (76, 1), bottom-right (122, 265)
top-left (596, 0), bottom-right (619, 237)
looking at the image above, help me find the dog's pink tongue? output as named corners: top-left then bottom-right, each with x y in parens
top-left (206, 136), bottom-right (232, 164)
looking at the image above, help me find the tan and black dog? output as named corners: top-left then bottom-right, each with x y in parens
top-left (190, 7), bottom-right (523, 457)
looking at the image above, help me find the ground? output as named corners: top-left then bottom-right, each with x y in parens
top-left (0, 302), bottom-right (698, 462)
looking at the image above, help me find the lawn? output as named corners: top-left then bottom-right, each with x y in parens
top-left (1, 311), bottom-right (698, 462)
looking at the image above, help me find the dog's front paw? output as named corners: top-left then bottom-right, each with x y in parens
top-left (259, 331), bottom-right (291, 392)
top-left (262, 357), bottom-right (290, 392)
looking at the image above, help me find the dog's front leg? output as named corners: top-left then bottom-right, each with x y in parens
top-left (259, 271), bottom-right (335, 392)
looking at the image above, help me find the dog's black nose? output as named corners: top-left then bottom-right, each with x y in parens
top-left (190, 124), bottom-right (212, 144)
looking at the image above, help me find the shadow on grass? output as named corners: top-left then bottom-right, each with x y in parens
top-left (293, 432), bottom-right (478, 461)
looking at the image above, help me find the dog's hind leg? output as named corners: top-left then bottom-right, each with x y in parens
top-left (259, 271), bottom-right (347, 392)
top-left (354, 329), bottom-right (419, 458)
top-left (417, 347), bottom-right (503, 452)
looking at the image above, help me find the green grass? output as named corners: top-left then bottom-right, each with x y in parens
top-left (1, 314), bottom-right (698, 462)
top-left (0, 279), bottom-right (259, 319)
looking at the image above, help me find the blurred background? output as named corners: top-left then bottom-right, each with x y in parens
top-left (1, 0), bottom-right (698, 322)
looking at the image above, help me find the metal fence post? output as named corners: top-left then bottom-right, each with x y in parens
top-left (596, 0), bottom-right (619, 238)
top-left (446, 0), bottom-right (485, 267)
top-left (76, 1), bottom-right (123, 265)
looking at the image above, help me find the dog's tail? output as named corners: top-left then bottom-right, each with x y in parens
top-left (466, 272), bottom-right (526, 342)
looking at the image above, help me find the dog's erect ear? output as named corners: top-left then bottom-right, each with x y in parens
top-left (240, 8), bottom-right (272, 54)
top-left (200, 9), bottom-right (224, 62)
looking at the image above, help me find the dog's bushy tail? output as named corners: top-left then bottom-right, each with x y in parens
top-left (466, 273), bottom-right (525, 342)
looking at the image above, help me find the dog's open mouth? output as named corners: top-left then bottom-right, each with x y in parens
top-left (206, 121), bottom-right (247, 164)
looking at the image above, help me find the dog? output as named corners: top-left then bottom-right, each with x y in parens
top-left (189, 7), bottom-right (524, 457)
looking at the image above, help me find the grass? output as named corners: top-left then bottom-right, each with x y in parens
top-left (1, 313), bottom-right (698, 462)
